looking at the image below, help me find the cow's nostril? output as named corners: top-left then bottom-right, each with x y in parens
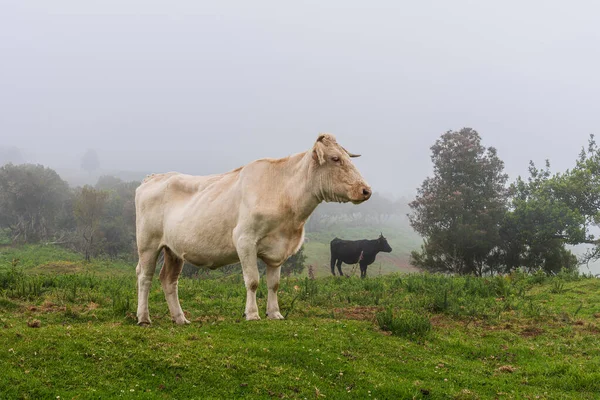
top-left (363, 188), bottom-right (371, 197)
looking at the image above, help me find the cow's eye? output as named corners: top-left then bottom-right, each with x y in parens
top-left (331, 156), bottom-right (340, 162)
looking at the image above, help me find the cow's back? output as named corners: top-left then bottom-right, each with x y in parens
top-left (136, 171), bottom-right (240, 217)
top-left (330, 237), bottom-right (342, 250)
top-left (135, 173), bottom-right (180, 248)
top-left (330, 238), bottom-right (364, 264)
top-left (135, 170), bottom-right (244, 266)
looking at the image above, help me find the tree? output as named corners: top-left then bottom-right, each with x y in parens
top-left (94, 175), bottom-right (138, 258)
top-left (81, 149), bottom-right (100, 174)
top-left (281, 245), bottom-right (307, 276)
top-left (0, 163), bottom-right (70, 243)
top-left (551, 134), bottom-right (600, 264)
top-left (74, 186), bottom-right (108, 261)
top-left (98, 219), bottom-right (131, 259)
top-left (497, 135), bottom-right (600, 273)
top-left (95, 175), bottom-right (124, 190)
top-left (408, 128), bottom-right (509, 275)
top-left (497, 161), bottom-right (581, 274)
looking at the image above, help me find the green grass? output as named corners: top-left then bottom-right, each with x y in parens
top-left (376, 307), bottom-right (432, 338)
top-left (2, 246), bottom-right (600, 399)
top-left (0, 244), bottom-right (134, 276)
top-left (0, 229), bottom-right (10, 246)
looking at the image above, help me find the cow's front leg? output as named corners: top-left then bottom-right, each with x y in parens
top-left (136, 248), bottom-right (160, 326)
top-left (266, 265), bottom-right (284, 320)
top-left (236, 236), bottom-right (261, 321)
top-left (360, 263), bottom-right (367, 279)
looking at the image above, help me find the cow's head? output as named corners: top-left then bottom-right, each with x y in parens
top-left (311, 133), bottom-right (371, 204)
top-left (377, 233), bottom-right (393, 253)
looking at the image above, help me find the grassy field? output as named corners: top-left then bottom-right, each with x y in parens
top-left (2, 246), bottom-right (600, 399)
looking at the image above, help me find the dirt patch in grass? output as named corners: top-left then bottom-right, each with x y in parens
top-left (40, 300), bottom-right (67, 313)
top-left (497, 365), bottom-right (517, 373)
top-left (520, 326), bottom-right (544, 338)
top-left (429, 314), bottom-right (458, 329)
top-left (36, 261), bottom-right (82, 274)
top-left (27, 319), bottom-right (41, 328)
top-left (576, 322), bottom-right (600, 334)
top-left (334, 306), bottom-right (382, 321)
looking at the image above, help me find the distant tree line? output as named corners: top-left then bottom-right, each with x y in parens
top-left (409, 128), bottom-right (600, 276)
top-left (0, 166), bottom-right (138, 261)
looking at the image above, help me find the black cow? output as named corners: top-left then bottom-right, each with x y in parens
top-left (330, 234), bottom-right (393, 278)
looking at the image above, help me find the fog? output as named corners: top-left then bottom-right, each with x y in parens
top-left (2, 0), bottom-right (600, 196)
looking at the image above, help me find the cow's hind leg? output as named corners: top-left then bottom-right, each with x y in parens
top-left (266, 265), bottom-right (284, 320)
top-left (159, 247), bottom-right (190, 325)
top-left (136, 248), bottom-right (160, 326)
top-left (336, 259), bottom-right (344, 276)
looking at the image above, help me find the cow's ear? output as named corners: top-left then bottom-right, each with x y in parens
top-left (316, 133), bottom-right (336, 144)
top-left (312, 141), bottom-right (326, 165)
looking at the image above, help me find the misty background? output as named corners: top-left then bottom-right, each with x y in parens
top-left (2, 1), bottom-right (600, 272)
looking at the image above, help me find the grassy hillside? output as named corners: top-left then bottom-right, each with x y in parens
top-left (0, 245), bottom-right (133, 276)
top-left (305, 224), bottom-right (422, 276)
top-left (2, 246), bottom-right (600, 399)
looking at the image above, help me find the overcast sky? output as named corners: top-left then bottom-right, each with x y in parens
top-left (1, 0), bottom-right (599, 196)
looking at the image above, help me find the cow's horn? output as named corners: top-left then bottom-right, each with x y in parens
top-left (342, 147), bottom-right (361, 158)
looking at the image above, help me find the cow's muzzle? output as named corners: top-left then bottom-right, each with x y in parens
top-left (351, 185), bottom-right (372, 204)
top-left (362, 187), bottom-right (372, 200)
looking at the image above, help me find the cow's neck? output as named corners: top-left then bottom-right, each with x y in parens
top-left (365, 239), bottom-right (381, 255)
top-left (283, 152), bottom-right (322, 223)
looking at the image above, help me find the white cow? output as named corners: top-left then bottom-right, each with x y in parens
top-left (135, 133), bottom-right (371, 325)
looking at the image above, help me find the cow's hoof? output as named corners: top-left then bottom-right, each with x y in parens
top-left (244, 312), bottom-right (261, 321)
top-left (267, 312), bottom-right (285, 320)
top-left (173, 317), bottom-right (191, 325)
top-left (137, 321), bottom-right (152, 327)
